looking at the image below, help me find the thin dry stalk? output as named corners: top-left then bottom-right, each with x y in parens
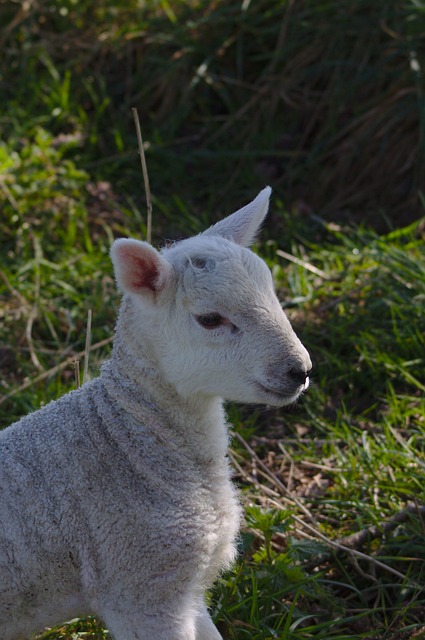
top-left (337, 502), bottom-right (425, 550)
top-left (276, 249), bottom-right (330, 280)
top-left (25, 236), bottom-right (43, 371)
top-left (83, 309), bottom-right (92, 385)
top-left (0, 337), bottom-right (113, 407)
top-left (25, 308), bottom-right (43, 371)
top-left (0, 176), bottom-right (18, 210)
top-left (72, 359), bottom-right (81, 388)
top-left (0, 0), bottom-right (35, 49)
top-left (234, 431), bottom-right (421, 586)
top-left (230, 448), bottom-right (292, 504)
top-left (266, 496), bottom-right (421, 587)
top-left (0, 270), bottom-right (27, 307)
top-left (233, 430), bottom-right (318, 526)
top-left (132, 107), bottom-right (152, 243)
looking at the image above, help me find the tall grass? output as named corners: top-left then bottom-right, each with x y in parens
top-left (1, 0), bottom-right (424, 225)
top-left (1, 1), bottom-right (425, 638)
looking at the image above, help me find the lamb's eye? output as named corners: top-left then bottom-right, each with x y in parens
top-left (196, 313), bottom-right (224, 329)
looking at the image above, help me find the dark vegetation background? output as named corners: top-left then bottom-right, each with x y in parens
top-left (0, 1), bottom-right (424, 639)
top-left (1, 0), bottom-right (424, 232)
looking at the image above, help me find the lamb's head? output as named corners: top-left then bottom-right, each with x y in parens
top-left (110, 187), bottom-right (312, 407)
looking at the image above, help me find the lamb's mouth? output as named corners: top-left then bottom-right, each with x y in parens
top-left (255, 382), bottom-right (304, 406)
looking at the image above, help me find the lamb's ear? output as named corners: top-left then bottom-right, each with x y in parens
top-left (203, 186), bottom-right (271, 247)
top-left (110, 239), bottom-right (172, 298)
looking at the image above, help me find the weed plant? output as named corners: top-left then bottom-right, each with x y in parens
top-left (1, 1), bottom-right (425, 638)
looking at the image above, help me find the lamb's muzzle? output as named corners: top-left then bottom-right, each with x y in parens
top-left (0, 185), bottom-right (311, 640)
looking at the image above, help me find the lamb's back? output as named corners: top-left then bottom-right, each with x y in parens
top-left (0, 381), bottom-right (108, 636)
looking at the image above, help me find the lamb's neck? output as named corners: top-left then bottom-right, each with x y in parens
top-left (101, 335), bottom-right (230, 462)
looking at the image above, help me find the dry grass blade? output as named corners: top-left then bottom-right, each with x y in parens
top-left (83, 309), bottom-right (92, 385)
top-left (25, 307), bottom-right (43, 372)
top-left (0, 270), bottom-right (27, 307)
top-left (234, 432), bottom-right (418, 586)
top-left (276, 249), bottom-right (331, 280)
top-left (0, 176), bottom-right (18, 210)
top-left (337, 502), bottom-right (425, 550)
top-left (230, 447), bottom-right (300, 508)
top-left (0, 337), bottom-right (113, 407)
top-left (233, 430), bottom-right (318, 525)
top-left (0, 268), bottom-right (43, 378)
top-left (132, 107), bottom-right (152, 243)
top-left (72, 359), bottom-right (81, 388)
top-left (234, 430), bottom-right (422, 587)
top-left (265, 496), bottom-right (419, 587)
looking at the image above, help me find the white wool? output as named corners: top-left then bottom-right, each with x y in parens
top-left (0, 187), bottom-right (311, 640)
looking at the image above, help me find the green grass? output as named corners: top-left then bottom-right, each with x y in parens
top-left (1, 1), bottom-right (425, 638)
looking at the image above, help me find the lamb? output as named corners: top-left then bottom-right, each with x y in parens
top-left (0, 186), bottom-right (312, 640)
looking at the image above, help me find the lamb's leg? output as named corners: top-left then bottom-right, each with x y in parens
top-left (101, 602), bottom-right (223, 640)
top-left (101, 605), bottom-right (197, 640)
top-left (196, 604), bottom-right (223, 640)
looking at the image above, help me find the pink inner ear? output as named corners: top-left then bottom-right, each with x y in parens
top-left (119, 246), bottom-right (160, 293)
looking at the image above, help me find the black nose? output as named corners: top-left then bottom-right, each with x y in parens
top-left (288, 367), bottom-right (311, 385)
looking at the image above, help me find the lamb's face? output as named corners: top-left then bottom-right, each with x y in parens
top-left (110, 187), bottom-right (312, 407)
top-left (156, 236), bottom-right (311, 407)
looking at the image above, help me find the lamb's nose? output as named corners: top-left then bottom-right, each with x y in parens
top-left (288, 366), bottom-right (312, 387)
